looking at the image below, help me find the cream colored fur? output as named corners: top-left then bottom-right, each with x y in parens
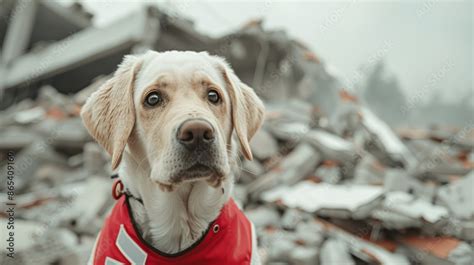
top-left (82, 51), bottom-right (264, 261)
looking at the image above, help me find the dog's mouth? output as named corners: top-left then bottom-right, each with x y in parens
top-left (170, 163), bottom-right (223, 183)
top-left (155, 163), bottom-right (225, 192)
top-left (180, 164), bottom-right (215, 179)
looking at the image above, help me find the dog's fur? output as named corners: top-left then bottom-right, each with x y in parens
top-left (81, 51), bottom-right (264, 257)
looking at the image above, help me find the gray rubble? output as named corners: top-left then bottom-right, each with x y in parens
top-left (320, 238), bottom-right (355, 265)
top-left (1, 1), bottom-right (473, 265)
top-left (437, 171), bottom-right (474, 220)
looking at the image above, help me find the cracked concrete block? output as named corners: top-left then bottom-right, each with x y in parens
top-left (320, 238), bottom-right (355, 265)
top-left (314, 164), bottom-right (342, 184)
top-left (289, 246), bottom-right (319, 265)
top-left (239, 159), bottom-right (265, 184)
top-left (0, 140), bottom-right (67, 193)
top-left (281, 208), bottom-right (311, 230)
top-left (248, 143), bottom-right (320, 197)
top-left (0, 219), bottom-right (79, 265)
top-left (304, 129), bottom-right (357, 162)
top-left (262, 181), bottom-right (384, 219)
top-left (245, 206), bottom-right (281, 229)
top-left (437, 171), bottom-right (474, 220)
top-left (295, 221), bottom-right (325, 247)
top-left (250, 128), bottom-right (279, 161)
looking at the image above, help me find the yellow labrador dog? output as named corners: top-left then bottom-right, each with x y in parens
top-left (82, 51), bottom-right (264, 264)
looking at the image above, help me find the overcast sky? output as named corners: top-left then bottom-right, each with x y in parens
top-left (66, 0), bottom-right (472, 103)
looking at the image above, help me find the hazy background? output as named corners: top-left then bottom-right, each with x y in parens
top-left (63, 0), bottom-right (473, 105)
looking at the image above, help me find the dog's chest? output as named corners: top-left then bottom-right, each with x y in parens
top-left (92, 196), bottom-right (253, 265)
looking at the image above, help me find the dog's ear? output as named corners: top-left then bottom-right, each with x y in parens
top-left (215, 58), bottom-right (265, 160)
top-left (81, 55), bottom-right (142, 170)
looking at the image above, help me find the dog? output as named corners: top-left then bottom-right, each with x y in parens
top-left (81, 50), bottom-right (264, 264)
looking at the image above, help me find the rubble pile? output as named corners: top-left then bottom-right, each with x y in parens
top-left (1, 2), bottom-right (473, 265)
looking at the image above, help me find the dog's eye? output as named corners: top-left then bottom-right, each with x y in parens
top-left (145, 92), bottom-right (162, 107)
top-left (207, 90), bottom-right (220, 104)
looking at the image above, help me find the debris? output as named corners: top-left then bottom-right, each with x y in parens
top-left (281, 208), bottom-right (308, 230)
top-left (262, 181), bottom-right (384, 219)
top-left (437, 171), bottom-right (474, 220)
top-left (14, 106), bottom-right (46, 124)
top-left (320, 219), bottom-right (411, 265)
top-left (399, 236), bottom-right (473, 265)
top-left (0, 219), bottom-right (80, 265)
top-left (305, 129), bottom-right (357, 162)
top-left (245, 206), bottom-right (281, 229)
top-left (295, 221), bottom-right (325, 247)
top-left (0, 2), bottom-right (471, 265)
top-left (289, 246), bottom-right (319, 265)
top-left (248, 143), bottom-right (321, 197)
top-left (383, 191), bottom-right (449, 224)
top-left (250, 128), bottom-right (279, 161)
top-left (359, 107), bottom-right (416, 169)
top-left (320, 238), bottom-right (355, 265)
top-left (313, 163), bottom-right (342, 184)
top-left (0, 127), bottom-right (40, 151)
top-left (239, 159), bottom-right (265, 184)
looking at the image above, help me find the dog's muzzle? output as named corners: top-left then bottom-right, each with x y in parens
top-left (168, 118), bottom-right (224, 184)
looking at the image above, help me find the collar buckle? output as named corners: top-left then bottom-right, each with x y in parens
top-left (112, 179), bottom-right (124, 200)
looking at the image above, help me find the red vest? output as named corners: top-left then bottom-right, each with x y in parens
top-left (93, 196), bottom-right (253, 265)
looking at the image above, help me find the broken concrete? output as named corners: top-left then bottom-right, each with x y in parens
top-left (0, 2), bottom-right (471, 265)
top-left (262, 181), bottom-right (384, 219)
top-left (437, 171), bottom-right (474, 220)
top-left (320, 238), bottom-right (355, 265)
top-left (248, 143), bottom-right (321, 197)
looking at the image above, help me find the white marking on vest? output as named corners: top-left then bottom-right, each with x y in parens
top-left (115, 224), bottom-right (148, 265)
top-left (105, 257), bottom-right (125, 265)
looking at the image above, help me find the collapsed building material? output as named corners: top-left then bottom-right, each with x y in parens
top-left (19, 178), bottom-right (110, 236)
top-left (304, 129), bottom-right (358, 162)
top-left (250, 128), bottom-right (280, 161)
top-left (384, 169), bottom-right (437, 200)
top-left (359, 107), bottom-right (416, 169)
top-left (266, 121), bottom-right (310, 142)
top-left (280, 208), bottom-right (314, 230)
top-left (383, 191), bottom-right (448, 224)
top-left (247, 143), bottom-right (321, 197)
top-left (0, 219), bottom-right (84, 265)
top-left (83, 142), bottom-right (109, 175)
top-left (262, 181), bottom-right (384, 219)
top-left (319, 219), bottom-right (411, 265)
top-left (294, 221), bottom-right (326, 247)
top-left (0, 0), bottom-right (91, 65)
top-left (371, 207), bottom-right (423, 229)
top-left (0, 2), bottom-right (471, 265)
top-left (245, 206), bottom-right (281, 229)
top-left (257, 220), bottom-right (325, 264)
top-left (259, 230), bottom-right (298, 262)
top-left (288, 246), bottom-right (319, 265)
top-left (320, 238), bottom-right (355, 265)
top-left (398, 236), bottom-right (473, 265)
top-left (415, 149), bottom-right (472, 180)
top-left (437, 171), bottom-right (474, 220)
top-left (265, 100), bottom-right (316, 126)
top-left (353, 153), bottom-right (385, 185)
top-left (0, 140), bottom-right (67, 193)
top-left (0, 5), bottom-right (210, 109)
top-left (239, 159), bottom-right (265, 184)
top-left (313, 163), bottom-right (342, 184)
top-left (0, 126), bottom-right (41, 151)
top-left (0, 7), bottom-right (158, 94)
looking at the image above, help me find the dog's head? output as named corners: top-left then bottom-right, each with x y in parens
top-left (81, 51), bottom-right (264, 189)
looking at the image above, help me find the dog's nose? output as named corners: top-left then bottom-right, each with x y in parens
top-left (177, 119), bottom-right (215, 150)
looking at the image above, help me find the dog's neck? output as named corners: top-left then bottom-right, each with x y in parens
top-left (118, 151), bottom-right (232, 254)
